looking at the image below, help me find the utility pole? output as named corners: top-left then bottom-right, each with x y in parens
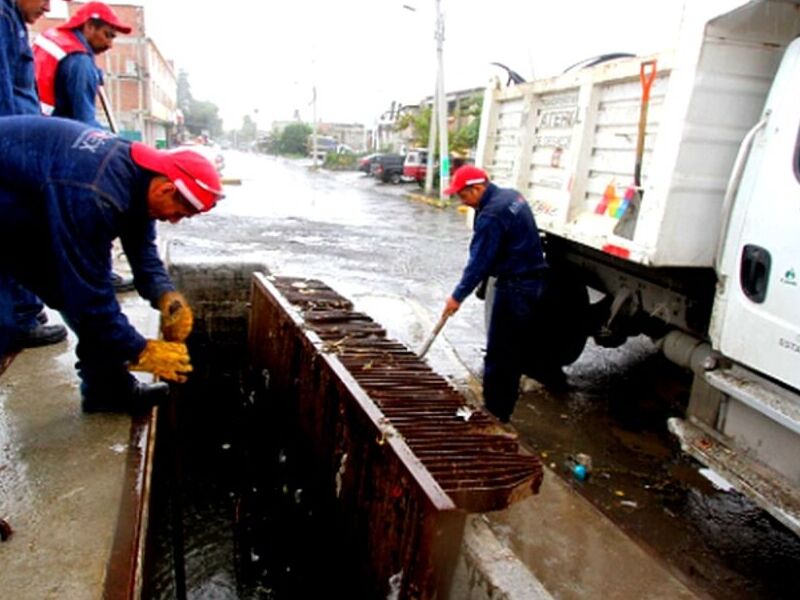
top-left (405, 0), bottom-right (447, 197)
top-left (435, 0), bottom-right (449, 201)
top-left (424, 84), bottom-right (437, 195)
top-left (311, 85), bottom-right (318, 169)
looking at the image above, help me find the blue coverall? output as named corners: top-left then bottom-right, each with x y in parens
top-left (451, 183), bottom-right (548, 422)
top-left (0, 0), bottom-right (47, 350)
top-left (0, 116), bottom-right (176, 397)
top-left (51, 29), bottom-right (104, 128)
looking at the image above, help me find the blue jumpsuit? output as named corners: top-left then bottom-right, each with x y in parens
top-left (0, 0), bottom-right (47, 349)
top-left (451, 183), bottom-right (548, 422)
top-left (0, 116), bottom-right (176, 397)
top-left (51, 29), bottom-right (104, 128)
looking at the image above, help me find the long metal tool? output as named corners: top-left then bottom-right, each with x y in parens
top-left (418, 313), bottom-right (449, 358)
top-left (614, 59), bottom-right (657, 239)
top-left (97, 85), bottom-right (119, 134)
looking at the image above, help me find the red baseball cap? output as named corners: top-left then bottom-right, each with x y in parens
top-left (444, 165), bottom-right (489, 196)
top-left (130, 143), bottom-right (225, 213)
top-left (60, 2), bottom-right (132, 34)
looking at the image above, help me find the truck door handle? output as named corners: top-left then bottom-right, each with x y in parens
top-left (740, 244), bottom-right (771, 303)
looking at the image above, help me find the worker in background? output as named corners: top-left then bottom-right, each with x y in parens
top-left (0, 0), bottom-right (69, 351)
top-left (33, 1), bottom-right (135, 291)
top-left (441, 165), bottom-right (563, 423)
top-left (0, 116), bottom-right (225, 413)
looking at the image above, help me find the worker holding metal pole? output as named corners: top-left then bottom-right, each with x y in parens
top-left (440, 165), bottom-right (561, 423)
top-left (33, 1), bottom-right (135, 291)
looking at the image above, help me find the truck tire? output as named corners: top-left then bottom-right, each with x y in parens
top-left (483, 269), bottom-right (590, 370)
top-left (390, 172), bottom-right (402, 184)
top-left (533, 270), bottom-right (590, 367)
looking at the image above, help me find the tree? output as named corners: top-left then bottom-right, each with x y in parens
top-left (240, 115), bottom-right (257, 144)
top-left (394, 94), bottom-right (483, 155)
top-left (450, 94), bottom-right (483, 155)
top-left (395, 105), bottom-right (432, 148)
top-left (177, 70), bottom-right (223, 138)
top-left (177, 69), bottom-right (191, 114)
top-left (277, 123), bottom-right (312, 155)
top-left (184, 99), bottom-right (223, 138)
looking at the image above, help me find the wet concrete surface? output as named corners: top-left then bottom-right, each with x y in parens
top-left (159, 151), bottom-right (799, 599)
top-left (0, 295), bottom-right (159, 598)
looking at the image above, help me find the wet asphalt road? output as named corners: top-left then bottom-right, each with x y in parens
top-left (162, 151), bottom-right (800, 600)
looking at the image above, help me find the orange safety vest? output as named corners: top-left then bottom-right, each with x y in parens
top-left (32, 28), bottom-right (88, 116)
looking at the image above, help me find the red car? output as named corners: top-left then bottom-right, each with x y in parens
top-left (358, 153), bottom-right (381, 174)
top-left (402, 149), bottom-right (428, 182)
top-left (412, 156), bottom-right (471, 189)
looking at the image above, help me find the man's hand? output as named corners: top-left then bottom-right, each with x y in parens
top-left (444, 296), bottom-right (461, 318)
top-left (129, 339), bottom-right (193, 382)
top-left (158, 291), bottom-right (193, 342)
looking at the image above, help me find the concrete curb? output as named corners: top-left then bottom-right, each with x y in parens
top-left (450, 515), bottom-right (554, 599)
top-left (405, 191), bottom-right (453, 209)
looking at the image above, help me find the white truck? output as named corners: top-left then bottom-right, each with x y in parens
top-left (475, 0), bottom-right (800, 533)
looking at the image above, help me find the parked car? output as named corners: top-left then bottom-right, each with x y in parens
top-left (358, 153), bottom-right (381, 174)
top-left (403, 149), bottom-right (428, 182)
top-left (372, 153), bottom-right (406, 184)
top-left (413, 156), bottom-right (471, 188)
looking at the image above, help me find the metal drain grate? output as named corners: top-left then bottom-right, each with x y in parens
top-left (248, 273), bottom-right (542, 599)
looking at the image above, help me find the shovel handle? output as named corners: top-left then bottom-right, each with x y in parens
top-left (639, 60), bottom-right (657, 103)
top-left (418, 313), bottom-right (450, 358)
top-left (635, 60), bottom-right (658, 185)
top-left (97, 85), bottom-right (119, 134)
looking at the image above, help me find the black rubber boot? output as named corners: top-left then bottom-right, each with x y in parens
top-left (111, 272), bottom-right (135, 293)
top-left (81, 380), bottom-right (170, 414)
top-left (17, 323), bottom-right (68, 348)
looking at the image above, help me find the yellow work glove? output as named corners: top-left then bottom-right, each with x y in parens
top-left (159, 291), bottom-right (193, 342)
top-left (129, 339), bottom-right (193, 383)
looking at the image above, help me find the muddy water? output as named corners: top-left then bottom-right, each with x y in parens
top-left (154, 151), bottom-right (799, 599)
top-left (513, 338), bottom-right (800, 599)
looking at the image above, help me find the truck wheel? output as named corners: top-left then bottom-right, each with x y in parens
top-left (390, 172), bottom-right (402, 184)
top-left (483, 269), bottom-right (590, 369)
top-left (536, 271), bottom-right (590, 367)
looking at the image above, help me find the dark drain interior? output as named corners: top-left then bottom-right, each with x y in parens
top-left (142, 289), bottom-right (343, 599)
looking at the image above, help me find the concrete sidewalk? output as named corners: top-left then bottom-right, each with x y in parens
top-left (0, 294), bottom-right (158, 599)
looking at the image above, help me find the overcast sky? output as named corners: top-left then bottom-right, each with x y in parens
top-left (52, 0), bottom-right (743, 131)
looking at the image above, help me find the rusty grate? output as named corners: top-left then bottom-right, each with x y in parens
top-left (269, 275), bottom-right (542, 510)
top-left (248, 274), bottom-right (542, 599)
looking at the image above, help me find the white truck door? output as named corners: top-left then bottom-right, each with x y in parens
top-left (715, 38), bottom-right (800, 390)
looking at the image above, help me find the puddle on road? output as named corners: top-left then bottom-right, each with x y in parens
top-left (512, 338), bottom-right (800, 600)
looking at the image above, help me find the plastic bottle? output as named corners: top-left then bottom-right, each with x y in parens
top-left (565, 453), bottom-right (592, 482)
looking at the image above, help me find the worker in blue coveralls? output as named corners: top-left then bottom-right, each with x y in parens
top-left (0, 116), bottom-right (225, 413)
top-left (441, 165), bottom-right (563, 423)
top-left (33, 1), bottom-right (136, 292)
top-left (0, 0), bottom-right (69, 350)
